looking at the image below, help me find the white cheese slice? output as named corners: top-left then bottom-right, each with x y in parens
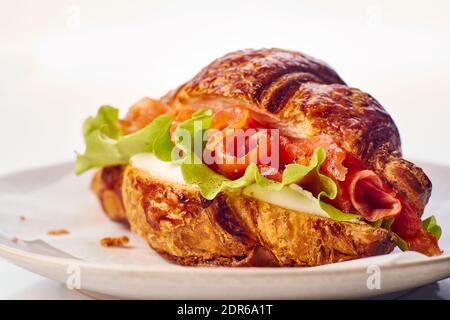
top-left (130, 153), bottom-right (185, 185)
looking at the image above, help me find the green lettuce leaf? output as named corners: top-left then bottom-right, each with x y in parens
top-left (82, 105), bottom-right (122, 140)
top-left (396, 235), bottom-right (409, 251)
top-left (75, 106), bottom-right (172, 175)
top-left (153, 126), bottom-right (176, 162)
top-left (381, 217), bottom-right (395, 230)
top-left (370, 218), bottom-right (384, 228)
top-left (422, 215), bottom-right (442, 240)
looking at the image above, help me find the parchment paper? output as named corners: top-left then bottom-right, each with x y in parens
top-left (0, 164), bottom-right (180, 268)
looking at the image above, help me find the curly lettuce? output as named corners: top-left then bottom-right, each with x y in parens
top-left (422, 215), bottom-right (442, 240)
top-left (75, 106), bottom-right (172, 175)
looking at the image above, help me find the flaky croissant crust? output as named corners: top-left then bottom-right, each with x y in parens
top-left (167, 48), bottom-right (431, 216)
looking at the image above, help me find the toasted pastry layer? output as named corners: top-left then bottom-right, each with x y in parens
top-left (120, 165), bottom-right (397, 267)
top-left (167, 48), bottom-right (431, 216)
top-left (91, 166), bottom-right (127, 223)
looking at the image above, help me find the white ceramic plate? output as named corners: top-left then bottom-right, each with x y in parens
top-left (0, 162), bottom-right (449, 299)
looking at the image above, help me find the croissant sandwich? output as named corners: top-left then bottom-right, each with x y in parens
top-left (76, 48), bottom-right (442, 267)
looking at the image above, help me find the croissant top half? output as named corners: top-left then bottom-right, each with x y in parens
top-left (164, 48), bottom-right (431, 216)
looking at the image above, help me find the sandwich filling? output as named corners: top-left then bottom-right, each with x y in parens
top-left (76, 98), bottom-right (441, 256)
top-left (131, 152), bottom-right (334, 220)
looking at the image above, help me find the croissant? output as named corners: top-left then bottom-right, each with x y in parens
top-left (88, 48), bottom-right (440, 266)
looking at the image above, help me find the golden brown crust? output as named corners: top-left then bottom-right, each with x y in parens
top-left (91, 166), bottom-right (128, 223)
top-left (170, 48), bottom-right (431, 215)
top-left (180, 48), bottom-right (345, 102)
top-left (121, 166), bottom-right (397, 267)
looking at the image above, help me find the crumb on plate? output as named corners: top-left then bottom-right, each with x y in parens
top-left (47, 229), bottom-right (70, 236)
top-left (100, 236), bottom-right (129, 247)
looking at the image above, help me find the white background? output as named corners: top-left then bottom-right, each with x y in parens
top-left (0, 0), bottom-right (449, 299)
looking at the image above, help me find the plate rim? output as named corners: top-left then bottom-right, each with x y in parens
top-left (1, 242), bottom-right (450, 276)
